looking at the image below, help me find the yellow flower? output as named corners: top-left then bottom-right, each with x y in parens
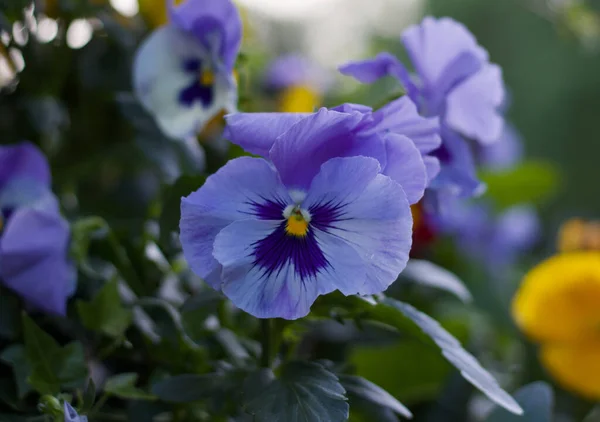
top-left (557, 218), bottom-right (600, 252)
top-left (278, 85), bottom-right (321, 113)
top-left (512, 252), bottom-right (600, 344)
top-left (540, 341), bottom-right (600, 399)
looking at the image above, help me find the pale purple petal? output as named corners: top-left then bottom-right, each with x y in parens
top-left (478, 123), bottom-right (523, 170)
top-left (372, 96), bottom-right (441, 154)
top-left (266, 54), bottom-right (331, 91)
top-left (0, 207), bottom-right (73, 315)
top-left (168, 0), bottom-right (242, 72)
top-left (269, 108), bottom-right (384, 190)
top-left (494, 205), bottom-right (540, 253)
top-left (304, 157), bottom-right (413, 295)
top-left (423, 156), bottom-right (441, 183)
top-left (382, 133), bottom-right (427, 205)
top-left (0, 142), bottom-right (50, 190)
top-left (445, 64), bottom-right (504, 144)
top-left (223, 112), bottom-right (309, 157)
top-left (401, 16), bottom-right (488, 89)
top-left (180, 157), bottom-right (291, 287)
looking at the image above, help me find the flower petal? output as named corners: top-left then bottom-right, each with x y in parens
top-left (372, 96), bottom-right (441, 154)
top-left (382, 133), bottom-right (427, 205)
top-left (401, 16), bottom-right (488, 89)
top-left (223, 112), bottom-right (309, 157)
top-left (133, 25), bottom-right (236, 140)
top-left (180, 157), bottom-right (291, 287)
top-left (0, 142), bottom-right (50, 190)
top-left (423, 155), bottom-right (441, 183)
top-left (445, 64), bottom-right (505, 144)
top-left (269, 108), bottom-right (383, 190)
top-left (169, 0), bottom-right (242, 72)
top-left (304, 156), bottom-right (413, 295)
top-left (0, 207), bottom-right (73, 315)
top-left (478, 122), bottom-right (523, 170)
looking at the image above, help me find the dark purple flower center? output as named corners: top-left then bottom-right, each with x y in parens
top-left (247, 198), bottom-right (348, 281)
top-left (0, 207), bottom-right (12, 236)
top-left (179, 58), bottom-right (215, 108)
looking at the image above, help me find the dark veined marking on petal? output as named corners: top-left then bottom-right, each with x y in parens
top-left (179, 58), bottom-right (214, 108)
top-left (309, 199), bottom-right (351, 231)
top-left (251, 222), bottom-right (330, 281)
top-left (243, 196), bottom-right (288, 220)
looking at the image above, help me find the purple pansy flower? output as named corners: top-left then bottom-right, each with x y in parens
top-left (430, 199), bottom-right (539, 271)
top-left (0, 143), bottom-right (75, 315)
top-left (339, 16), bottom-right (505, 201)
top-left (180, 109), bottom-right (417, 319)
top-left (477, 122), bottom-right (523, 171)
top-left (266, 54), bottom-right (331, 92)
top-left (133, 0), bottom-right (242, 140)
top-left (64, 402), bottom-right (88, 422)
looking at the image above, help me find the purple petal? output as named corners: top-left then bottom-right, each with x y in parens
top-left (423, 156), bottom-right (441, 183)
top-left (331, 103), bottom-right (373, 114)
top-left (478, 122), bottom-right (523, 170)
top-left (382, 133), bottom-right (427, 205)
top-left (180, 157), bottom-right (291, 288)
top-left (64, 402), bottom-right (88, 422)
top-left (445, 64), bottom-right (505, 144)
top-left (168, 0), bottom-right (242, 72)
top-left (494, 205), bottom-right (540, 253)
top-left (269, 108), bottom-right (384, 190)
top-left (266, 54), bottom-right (331, 91)
top-left (223, 112), bottom-right (309, 157)
top-left (338, 52), bottom-right (418, 99)
top-left (0, 207), bottom-right (73, 315)
top-left (0, 142), bottom-right (50, 191)
top-left (372, 96), bottom-right (441, 154)
top-left (401, 16), bottom-right (488, 89)
top-left (304, 156), bottom-right (413, 295)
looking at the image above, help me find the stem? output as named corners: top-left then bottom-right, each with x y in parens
top-left (261, 319), bottom-right (273, 368)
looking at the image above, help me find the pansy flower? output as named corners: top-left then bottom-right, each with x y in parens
top-left (265, 54), bottom-right (330, 112)
top-left (64, 402), bottom-right (88, 422)
top-left (340, 16), bottom-right (505, 201)
top-left (133, 0), bottom-right (242, 140)
top-left (180, 109), bottom-right (422, 319)
top-left (0, 143), bottom-right (75, 315)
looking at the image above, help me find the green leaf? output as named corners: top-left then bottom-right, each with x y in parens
top-left (480, 161), bottom-right (560, 209)
top-left (151, 374), bottom-right (225, 403)
top-left (105, 373), bottom-right (156, 400)
top-left (380, 299), bottom-right (523, 416)
top-left (22, 315), bottom-right (88, 395)
top-left (76, 279), bottom-right (133, 338)
top-left (0, 290), bottom-right (21, 339)
top-left (244, 362), bottom-right (349, 422)
top-left (159, 174), bottom-right (206, 246)
top-left (339, 375), bottom-right (411, 419)
top-left (81, 380), bottom-right (96, 413)
top-left (0, 345), bottom-right (32, 398)
top-left (485, 382), bottom-right (553, 422)
top-left (402, 259), bottom-right (472, 303)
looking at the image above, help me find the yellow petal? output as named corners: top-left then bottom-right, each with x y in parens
top-left (541, 341), bottom-right (600, 399)
top-left (512, 251), bottom-right (600, 343)
top-left (278, 85), bottom-right (321, 113)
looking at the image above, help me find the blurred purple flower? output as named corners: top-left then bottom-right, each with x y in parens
top-left (64, 402), bottom-right (88, 422)
top-left (0, 143), bottom-right (75, 315)
top-left (431, 199), bottom-right (539, 271)
top-left (266, 54), bottom-right (331, 92)
top-left (340, 16), bottom-right (506, 202)
top-left (133, 0), bottom-right (242, 139)
top-left (224, 102), bottom-right (433, 204)
top-left (478, 123), bottom-right (524, 171)
top-left (181, 109), bottom-right (416, 319)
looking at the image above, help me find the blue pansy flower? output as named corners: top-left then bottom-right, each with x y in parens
top-left (133, 0), bottom-right (242, 139)
top-left (180, 109), bottom-right (419, 319)
top-left (265, 53), bottom-right (331, 92)
top-left (64, 402), bottom-right (88, 422)
top-left (0, 143), bottom-right (75, 315)
top-left (339, 16), bottom-right (505, 201)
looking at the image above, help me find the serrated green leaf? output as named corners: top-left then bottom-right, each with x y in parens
top-left (244, 362), bottom-right (349, 422)
top-left (76, 279), bottom-right (132, 338)
top-left (105, 373), bottom-right (155, 400)
top-left (485, 382), bottom-right (553, 422)
top-left (151, 374), bottom-right (224, 403)
top-left (339, 375), bottom-right (412, 419)
top-left (480, 161), bottom-right (560, 209)
top-left (0, 345), bottom-right (32, 398)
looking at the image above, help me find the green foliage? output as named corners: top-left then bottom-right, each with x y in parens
top-left (485, 382), bottom-right (554, 422)
top-left (21, 314), bottom-right (88, 395)
top-left (243, 362), bottom-right (349, 422)
top-left (151, 373), bottom-right (228, 403)
top-left (0, 345), bottom-right (32, 399)
top-left (76, 278), bottom-right (133, 338)
top-left (104, 373), bottom-right (155, 400)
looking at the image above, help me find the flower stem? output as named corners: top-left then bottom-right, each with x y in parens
top-left (261, 319), bottom-right (273, 368)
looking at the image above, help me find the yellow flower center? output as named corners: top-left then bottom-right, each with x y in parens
top-left (286, 210), bottom-right (309, 237)
top-left (200, 70), bottom-right (215, 86)
top-left (278, 85), bottom-right (321, 113)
